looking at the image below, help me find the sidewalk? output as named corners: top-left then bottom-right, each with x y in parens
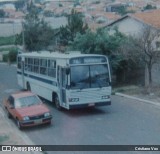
top-left (115, 92), bottom-right (160, 107)
top-left (0, 106), bottom-right (43, 154)
top-left (0, 62), bottom-right (16, 67)
top-left (113, 85), bottom-right (160, 107)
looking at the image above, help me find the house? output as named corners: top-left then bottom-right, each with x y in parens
top-left (106, 2), bottom-right (127, 12)
top-left (0, 3), bottom-right (16, 10)
top-left (4, 9), bottom-right (25, 18)
top-left (44, 16), bottom-right (67, 29)
top-left (105, 9), bottom-right (160, 86)
top-left (106, 9), bottom-right (160, 42)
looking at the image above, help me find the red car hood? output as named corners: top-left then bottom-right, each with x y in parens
top-left (16, 104), bottom-right (50, 117)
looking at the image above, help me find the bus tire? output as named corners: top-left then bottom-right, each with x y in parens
top-left (27, 82), bottom-right (31, 91)
top-left (55, 95), bottom-right (61, 110)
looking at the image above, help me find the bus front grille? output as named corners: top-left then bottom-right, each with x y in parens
top-left (70, 89), bottom-right (111, 103)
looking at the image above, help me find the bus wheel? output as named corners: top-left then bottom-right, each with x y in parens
top-left (27, 82), bottom-right (31, 91)
top-left (55, 95), bottom-right (61, 110)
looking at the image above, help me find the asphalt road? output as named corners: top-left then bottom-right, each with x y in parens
top-left (1, 64), bottom-right (160, 154)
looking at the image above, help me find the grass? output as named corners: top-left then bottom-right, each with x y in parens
top-left (0, 135), bottom-right (9, 144)
top-left (112, 85), bottom-right (143, 95)
top-left (0, 47), bottom-right (17, 52)
top-left (113, 85), bottom-right (160, 98)
top-left (0, 36), bottom-right (15, 46)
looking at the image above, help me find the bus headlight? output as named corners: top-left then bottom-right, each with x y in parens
top-left (23, 116), bottom-right (30, 121)
top-left (68, 98), bottom-right (79, 102)
top-left (44, 112), bottom-right (50, 117)
top-left (101, 95), bottom-right (110, 99)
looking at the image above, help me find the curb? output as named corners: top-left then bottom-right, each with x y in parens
top-left (0, 63), bottom-right (16, 67)
top-left (0, 107), bottom-right (43, 154)
top-left (115, 92), bottom-right (160, 107)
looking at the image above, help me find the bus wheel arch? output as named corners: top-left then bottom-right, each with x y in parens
top-left (52, 93), bottom-right (61, 110)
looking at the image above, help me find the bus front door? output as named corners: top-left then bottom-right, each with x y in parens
top-left (59, 67), bottom-right (67, 105)
top-left (21, 60), bottom-right (25, 88)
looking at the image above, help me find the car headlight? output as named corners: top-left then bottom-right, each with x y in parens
top-left (23, 116), bottom-right (30, 121)
top-left (44, 112), bottom-right (50, 117)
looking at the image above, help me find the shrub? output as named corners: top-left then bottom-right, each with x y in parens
top-left (8, 48), bottom-right (18, 62)
top-left (0, 36), bottom-right (15, 46)
top-left (3, 54), bottom-right (8, 62)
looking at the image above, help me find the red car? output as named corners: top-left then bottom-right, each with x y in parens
top-left (3, 91), bottom-right (52, 129)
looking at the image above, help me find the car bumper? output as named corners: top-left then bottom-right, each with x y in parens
top-left (19, 116), bottom-right (52, 127)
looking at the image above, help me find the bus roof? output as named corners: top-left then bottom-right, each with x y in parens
top-left (18, 51), bottom-right (106, 59)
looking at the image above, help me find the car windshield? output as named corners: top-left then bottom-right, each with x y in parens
top-left (70, 64), bottom-right (110, 89)
top-left (15, 95), bottom-right (41, 108)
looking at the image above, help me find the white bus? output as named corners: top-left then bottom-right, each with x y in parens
top-left (17, 51), bottom-right (112, 110)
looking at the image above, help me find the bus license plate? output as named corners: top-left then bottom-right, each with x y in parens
top-left (34, 119), bottom-right (42, 124)
top-left (88, 103), bottom-right (95, 107)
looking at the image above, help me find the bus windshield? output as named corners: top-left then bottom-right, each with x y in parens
top-left (70, 64), bottom-right (110, 89)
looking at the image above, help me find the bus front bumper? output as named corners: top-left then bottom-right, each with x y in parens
top-left (69, 101), bottom-right (111, 109)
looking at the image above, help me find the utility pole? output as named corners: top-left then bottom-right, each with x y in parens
top-left (12, 22), bottom-right (15, 44)
top-left (22, 22), bottom-right (25, 51)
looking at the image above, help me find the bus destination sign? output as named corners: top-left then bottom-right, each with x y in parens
top-left (70, 56), bottom-right (107, 65)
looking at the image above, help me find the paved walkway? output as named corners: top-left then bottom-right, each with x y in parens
top-left (115, 92), bottom-right (160, 107)
top-left (0, 107), bottom-right (43, 154)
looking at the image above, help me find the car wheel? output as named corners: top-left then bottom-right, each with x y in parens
top-left (48, 121), bottom-right (52, 125)
top-left (6, 109), bottom-right (11, 119)
top-left (55, 95), bottom-right (61, 110)
top-left (16, 119), bottom-right (22, 130)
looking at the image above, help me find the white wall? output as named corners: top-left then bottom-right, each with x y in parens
top-left (109, 16), bottom-right (145, 37)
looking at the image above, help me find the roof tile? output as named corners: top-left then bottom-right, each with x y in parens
top-left (132, 9), bottom-right (160, 29)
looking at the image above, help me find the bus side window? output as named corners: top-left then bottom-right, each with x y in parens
top-left (17, 57), bottom-right (21, 69)
top-left (57, 66), bottom-right (60, 83)
top-left (34, 58), bottom-right (39, 73)
top-left (40, 59), bottom-right (47, 75)
top-left (48, 60), bottom-right (56, 78)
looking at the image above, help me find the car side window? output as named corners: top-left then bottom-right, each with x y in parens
top-left (8, 96), bottom-right (14, 108)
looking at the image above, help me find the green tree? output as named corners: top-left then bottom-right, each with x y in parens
top-left (7, 48), bottom-right (18, 64)
top-left (58, 9), bottom-right (88, 46)
top-left (70, 29), bottom-right (96, 53)
top-left (70, 28), bottom-right (126, 70)
top-left (23, 2), bottom-right (54, 51)
top-left (120, 27), bottom-right (160, 87)
top-left (117, 6), bottom-right (135, 16)
top-left (144, 4), bottom-right (156, 10)
top-left (15, 34), bottom-right (22, 45)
